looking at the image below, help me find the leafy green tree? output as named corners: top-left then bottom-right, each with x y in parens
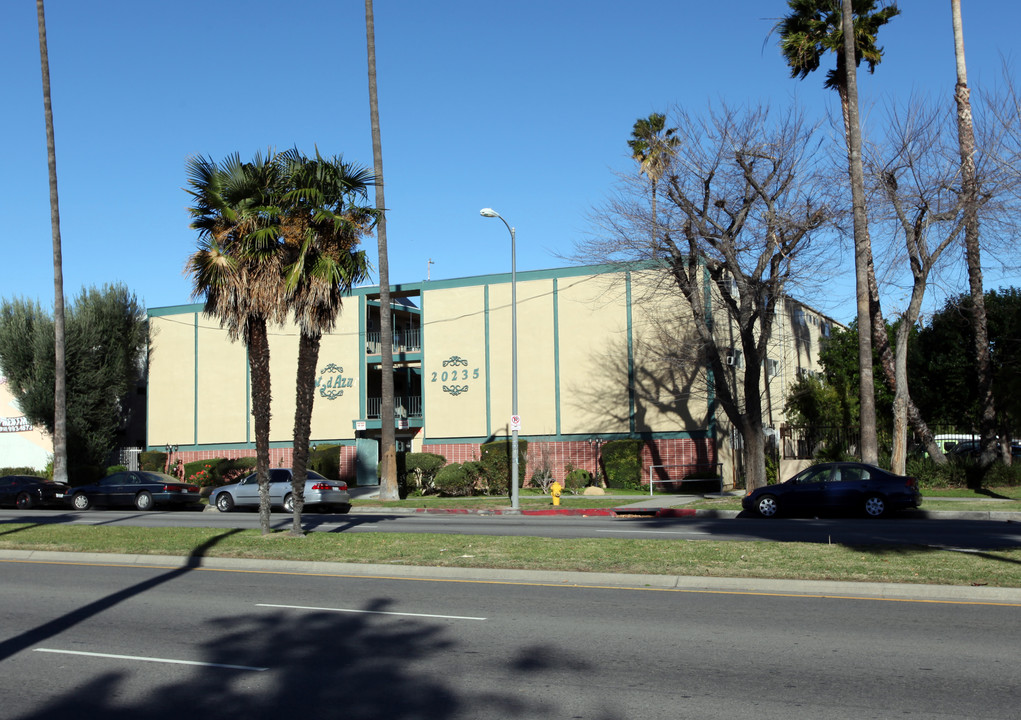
top-left (778, 0), bottom-right (900, 465)
top-left (186, 151), bottom-right (285, 535)
top-left (0, 285), bottom-right (146, 481)
top-left (912, 288), bottom-right (1020, 451)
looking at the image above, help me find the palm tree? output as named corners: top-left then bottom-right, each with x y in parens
top-left (365, 0), bottom-right (400, 501)
top-left (778, 0), bottom-right (899, 465)
top-left (628, 112), bottom-right (679, 244)
top-left (951, 0), bottom-right (997, 467)
top-left (276, 149), bottom-right (374, 536)
top-left (36, 0), bottom-right (68, 485)
top-left (186, 152), bottom-right (284, 535)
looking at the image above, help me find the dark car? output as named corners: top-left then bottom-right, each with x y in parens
top-left (0, 475), bottom-right (69, 509)
top-left (742, 462), bottom-right (922, 518)
top-left (948, 440), bottom-right (1021, 461)
top-left (67, 471), bottom-right (201, 511)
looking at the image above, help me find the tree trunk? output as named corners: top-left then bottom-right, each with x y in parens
top-left (36, 0), bottom-right (68, 485)
top-left (841, 0), bottom-right (879, 465)
top-left (951, 0), bottom-right (997, 468)
top-left (891, 321), bottom-right (910, 475)
top-left (247, 318), bottom-right (273, 535)
top-left (365, 0), bottom-right (399, 500)
top-left (290, 332), bottom-right (320, 537)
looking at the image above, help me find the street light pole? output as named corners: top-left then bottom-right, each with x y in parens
top-left (480, 208), bottom-right (519, 510)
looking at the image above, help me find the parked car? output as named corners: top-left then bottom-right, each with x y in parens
top-left (0, 475), bottom-right (69, 509)
top-left (742, 462), bottom-right (922, 518)
top-left (947, 439), bottom-right (1021, 461)
top-left (209, 468), bottom-right (351, 513)
top-left (67, 471), bottom-right (201, 511)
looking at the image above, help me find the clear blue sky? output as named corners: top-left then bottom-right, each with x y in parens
top-left (4, 1), bottom-right (1019, 324)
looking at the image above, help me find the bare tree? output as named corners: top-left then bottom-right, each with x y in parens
top-left (365, 0), bottom-right (399, 500)
top-left (591, 104), bottom-right (832, 491)
top-left (864, 101), bottom-right (968, 472)
top-left (36, 0), bottom-right (67, 485)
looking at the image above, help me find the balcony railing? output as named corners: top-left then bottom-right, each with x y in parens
top-left (366, 328), bottom-right (422, 355)
top-left (366, 396), bottom-right (423, 420)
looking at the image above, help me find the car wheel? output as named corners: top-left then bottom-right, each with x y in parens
top-left (72, 493), bottom-right (91, 511)
top-left (337, 504), bottom-right (351, 515)
top-left (864, 494), bottom-right (886, 518)
top-left (134, 491), bottom-right (154, 511)
top-left (215, 493), bottom-right (234, 513)
top-left (15, 492), bottom-right (35, 510)
top-left (283, 493), bottom-right (294, 513)
top-left (756, 495), bottom-right (779, 518)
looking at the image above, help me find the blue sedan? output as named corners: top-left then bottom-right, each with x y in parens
top-left (67, 471), bottom-right (201, 511)
top-left (742, 462), bottom-right (922, 518)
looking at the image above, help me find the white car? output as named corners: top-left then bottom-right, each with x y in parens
top-left (210, 468), bottom-right (351, 513)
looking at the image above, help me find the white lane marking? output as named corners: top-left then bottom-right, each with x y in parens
top-left (34, 648), bottom-right (267, 672)
top-left (257, 603), bottom-right (486, 621)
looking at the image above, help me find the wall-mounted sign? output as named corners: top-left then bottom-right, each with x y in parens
top-left (0, 416), bottom-right (33, 433)
top-left (433, 355), bottom-right (479, 396)
top-left (317, 363), bottom-right (355, 400)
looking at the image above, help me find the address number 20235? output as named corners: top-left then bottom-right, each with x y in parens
top-left (432, 368), bottom-right (479, 382)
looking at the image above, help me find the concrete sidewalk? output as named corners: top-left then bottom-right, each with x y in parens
top-left (347, 486), bottom-right (1020, 521)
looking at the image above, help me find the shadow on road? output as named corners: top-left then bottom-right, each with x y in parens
top-left (0, 528), bottom-right (243, 663)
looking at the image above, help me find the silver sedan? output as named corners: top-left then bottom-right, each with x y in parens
top-left (210, 468), bottom-right (351, 513)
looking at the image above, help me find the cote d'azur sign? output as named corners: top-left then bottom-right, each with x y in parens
top-left (316, 363), bottom-right (355, 400)
top-left (432, 355), bottom-right (478, 396)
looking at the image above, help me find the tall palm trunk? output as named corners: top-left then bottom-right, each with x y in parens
top-left (36, 0), bottom-right (68, 485)
top-left (365, 0), bottom-right (398, 500)
top-left (951, 0), bottom-right (996, 467)
top-left (247, 318), bottom-right (273, 535)
top-left (289, 331), bottom-right (320, 536)
top-left (840, 0), bottom-right (878, 465)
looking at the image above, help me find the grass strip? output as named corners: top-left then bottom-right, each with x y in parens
top-left (1, 523), bottom-right (1018, 588)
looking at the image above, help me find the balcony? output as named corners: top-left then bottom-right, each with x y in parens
top-left (366, 396), bottom-right (423, 420)
top-left (366, 328), bottom-right (422, 356)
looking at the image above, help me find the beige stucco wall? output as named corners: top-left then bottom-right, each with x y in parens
top-left (148, 314), bottom-right (197, 446)
top-left (488, 278), bottom-right (557, 438)
top-left (556, 273), bottom-right (630, 435)
top-left (309, 311), bottom-right (363, 439)
top-left (422, 285), bottom-right (488, 439)
top-left (196, 321), bottom-right (248, 445)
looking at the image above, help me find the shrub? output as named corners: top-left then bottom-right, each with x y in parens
top-left (183, 460), bottom-right (217, 487)
top-left (309, 444), bottom-right (340, 480)
top-left (213, 457), bottom-right (256, 485)
top-left (433, 462), bottom-right (474, 497)
top-left (479, 438), bottom-right (527, 496)
top-left (139, 451), bottom-right (167, 472)
top-left (402, 453), bottom-right (446, 491)
top-left (105, 465), bottom-right (128, 476)
top-left (564, 468), bottom-right (592, 492)
top-left (0, 466), bottom-right (46, 477)
top-left (602, 439), bottom-right (643, 490)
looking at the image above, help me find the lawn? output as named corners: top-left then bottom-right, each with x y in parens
top-left (1, 521), bottom-right (1019, 588)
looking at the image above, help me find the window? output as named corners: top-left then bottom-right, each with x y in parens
top-left (764, 358), bottom-right (779, 378)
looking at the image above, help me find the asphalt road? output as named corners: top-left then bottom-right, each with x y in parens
top-left (3, 508), bottom-right (1021, 549)
top-left (1, 557), bottom-right (1018, 720)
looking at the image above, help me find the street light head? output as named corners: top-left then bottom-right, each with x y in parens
top-left (480, 208), bottom-right (500, 218)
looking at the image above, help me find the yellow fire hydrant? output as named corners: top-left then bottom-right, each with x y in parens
top-left (551, 480), bottom-right (563, 506)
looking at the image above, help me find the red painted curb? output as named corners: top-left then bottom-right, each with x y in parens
top-left (521, 508), bottom-right (617, 516)
top-left (654, 508), bottom-right (698, 518)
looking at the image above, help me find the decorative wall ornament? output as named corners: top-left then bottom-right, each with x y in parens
top-left (443, 385), bottom-right (469, 396)
top-left (442, 355), bottom-right (469, 367)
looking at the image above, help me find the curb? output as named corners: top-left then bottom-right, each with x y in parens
top-left (2, 549), bottom-right (1018, 605)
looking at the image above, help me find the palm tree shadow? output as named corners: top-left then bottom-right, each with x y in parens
top-left (0, 528), bottom-right (243, 663)
top-left (13, 597), bottom-right (582, 720)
